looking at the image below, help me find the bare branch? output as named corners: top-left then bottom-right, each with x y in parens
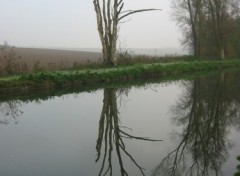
top-left (120, 130), bottom-right (163, 142)
top-left (118, 8), bottom-right (161, 22)
top-left (119, 144), bottom-right (146, 176)
top-left (93, 0), bottom-right (161, 65)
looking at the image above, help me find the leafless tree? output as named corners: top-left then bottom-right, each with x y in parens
top-left (205, 0), bottom-right (229, 59)
top-left (172, 0), bottom-right (240, 59)
top-left (152, 73), bottom-right (240, 176)
top-left (93, 0), bottom-right (160, 66)
top-left (229, 0), bottom-right (240, 18)
top-left (0, 100), bottom-right (23, 125)
top-left (172, 0), bottom-right (203, 57)
top-left (0, 42), bottom-right (20, 75)
top-left (96, 88), bottom-right (162, 176)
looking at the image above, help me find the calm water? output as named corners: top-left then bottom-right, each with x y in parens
top-left (0, 71), bottom-right (240, 176)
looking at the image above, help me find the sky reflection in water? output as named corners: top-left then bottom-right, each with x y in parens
top-left (0, 71), bottom-right (240, 176)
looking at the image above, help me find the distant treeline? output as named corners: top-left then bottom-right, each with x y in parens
top-left (172, 0), bottom-right (240, 59)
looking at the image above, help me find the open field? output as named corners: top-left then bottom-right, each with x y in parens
top-left (10, 47), bottom-right (103, 71)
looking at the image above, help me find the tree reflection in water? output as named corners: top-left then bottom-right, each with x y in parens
top-left (0, 100), bottom-right (23, 125)
top-left (234, 156), bottom-right (240, 176)
top-left (152, 72), bottom-right (240, 176)
top-left (96, 88), bottom-right (162, 176)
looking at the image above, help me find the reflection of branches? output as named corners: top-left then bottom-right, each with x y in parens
top-left (0, 101), bottom-right (23, 124)
top-left (235, 156), bottom-right (240, 176)
top-left (96, 88), bottom-right (161, 176)
top-left (153, 72), bottom-right (240, 176)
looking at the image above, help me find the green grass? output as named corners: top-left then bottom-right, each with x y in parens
top-left (0, 59), bottom-right (240, 93)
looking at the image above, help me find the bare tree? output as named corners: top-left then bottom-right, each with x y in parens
top-left (0, 42), bottom-right (20, 75)
top-left (172, 0), bottom-right (240, 59)
top-left (96, 88), bottom-right (162, 176)
top-left (206, 0), bottom-right (229, 59)
top-left (152, 72), bottom-right (240, 176)
top-left (93, 0), bottom-right (160, 66)
top-left (229, 0), bottom-right (240, 18)
top-left (0, 100), bottom-right (23, 125)
top-left (172, 0), bottom-right (203, 57)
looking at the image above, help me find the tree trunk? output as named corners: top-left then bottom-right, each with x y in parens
top-left (93, 0), bottom-right (160, 66)
top-left (220, 45), bottom-right (225, 60)
top-left (207, 0), bottom-right (227, 60)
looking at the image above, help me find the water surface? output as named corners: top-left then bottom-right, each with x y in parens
top-left (0, 70), bottom-right (239, 176)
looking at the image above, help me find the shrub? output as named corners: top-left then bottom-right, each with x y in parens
top-left (0, 42), bottom-right (20, 75)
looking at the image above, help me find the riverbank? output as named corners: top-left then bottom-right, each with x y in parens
top-left (0, 59), bottom-right (240, 94)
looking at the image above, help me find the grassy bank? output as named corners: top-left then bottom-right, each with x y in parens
top-left (1, 67), bottom-right (239, 102)
top-left (0, 59), bottom-right (240, 93)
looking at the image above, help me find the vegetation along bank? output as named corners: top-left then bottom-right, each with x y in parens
top-left (0, 59), bottom-right (240, 93)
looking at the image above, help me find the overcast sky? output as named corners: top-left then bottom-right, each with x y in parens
top-left (0, 0), bottom-right (182, 49)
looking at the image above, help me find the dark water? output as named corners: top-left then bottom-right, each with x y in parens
top-left (0, 71), bottom-right (240, 176)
